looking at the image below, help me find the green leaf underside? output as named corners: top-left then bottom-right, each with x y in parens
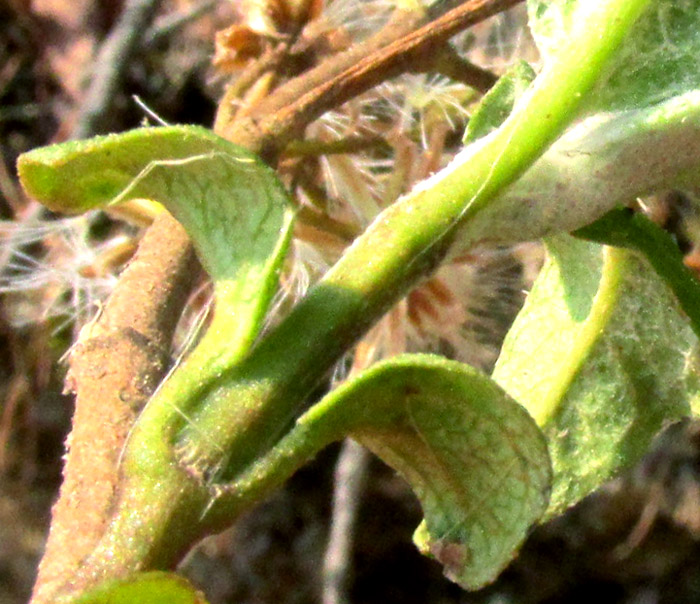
top-left (574, 207), bottom-right (700, 339)
top-left (492, 235), bottom-right (700, 518)
top-left (72, 572), bottom-right (208, 604)
top-left (528, 0), bottom-right (700, 113)
top-left (17, 125), bottom-right (294, 362)
top-left (237, 355), bottom-right (551, 590)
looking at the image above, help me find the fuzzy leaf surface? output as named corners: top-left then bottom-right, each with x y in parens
top-left (574, 207), bottom-right (700, 339)
top-left (241, 355), bottom-right (551, 589)
top-left (528, 0), bottom-right (700, 112)
top-left (492, 235), bottom-right (700, 518)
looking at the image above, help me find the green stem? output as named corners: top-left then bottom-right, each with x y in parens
top-left (173, 0), bottom-right (653, 479)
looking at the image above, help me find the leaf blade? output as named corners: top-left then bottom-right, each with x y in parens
top-left (222, 355), bottom-right (551, 590)
top-left (17, 125), bottom-right (295, 363)
top-left (493, 235), bottom-right (698, 517)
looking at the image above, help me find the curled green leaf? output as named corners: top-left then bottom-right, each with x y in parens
top-left (214, 355), bottom-right (551, 590)
top-left (17, 125), bottom-right (294, 365)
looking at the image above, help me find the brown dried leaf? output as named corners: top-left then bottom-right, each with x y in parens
top-left (213, 23), bottom-right (265, 71)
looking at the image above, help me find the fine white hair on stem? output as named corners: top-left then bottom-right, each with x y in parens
top-left (171, 280), bottom-right (214, 361)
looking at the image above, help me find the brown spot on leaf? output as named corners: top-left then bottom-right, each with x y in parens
top-left (430, 540), bottom-right (470, 576)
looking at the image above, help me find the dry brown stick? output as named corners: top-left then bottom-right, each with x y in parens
top-left (283, 134), bottom-right (391, 157)
top-left (225, 0), bottom-right (521, 156)
top-left (214, 41), bottom-right (292, 133)
top-left (31, 214), bottom-right (198, 603)
top-left (31, 1), bottom-right (520, 599)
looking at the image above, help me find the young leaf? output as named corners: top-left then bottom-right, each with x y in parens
top-left (17, 125), bottom-right (294, 364)
top-left (463, 60), bottom-right (536, 144)
top-left (528, 0), bottom-right (700, 113)
top-left (492, 235), bottom-right (700, 518)
top-left (215, 355), bottom-right (551, 590)
top-left (72, 571), bottom-right (208, 604)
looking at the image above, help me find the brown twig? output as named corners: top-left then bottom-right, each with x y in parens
top-left (31, 214), bottom-right (198, 604)
top-left (214, 41), bottom-right (292, 132)
top-left (420, 43), bottom-right (498, 93)
top-left (283, 134), bottom-right (391, 157)
top-left (224, 0), bottom-right (521, 158)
